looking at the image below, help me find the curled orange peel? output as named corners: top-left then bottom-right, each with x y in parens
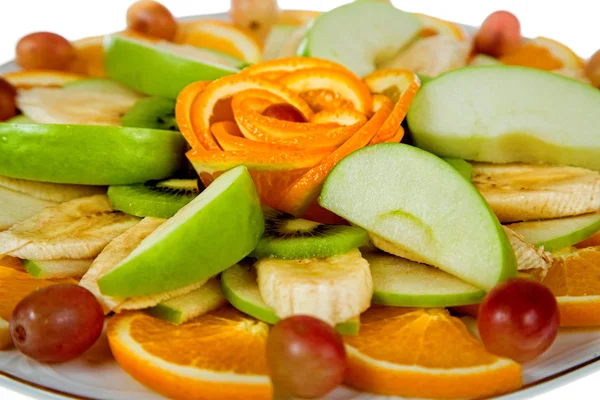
top-left (175, 81), bottom-right (212, 150)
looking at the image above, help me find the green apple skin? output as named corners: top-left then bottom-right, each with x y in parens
top-left (407, 66), bottom-right (600, 171)
top-left (0, 123), bottom-right (186, 185)
top-left (365, 252), bottom-right (486, 307)
top-left (97, 166), bottom-right (264, 297)
top-left (145, 279), bottom-right (226, 325)
top-left (507, 213), bottom-right (600, 252)
top-left (442, 158), bottom-right (472, 180)
top-left (24, 259), bottom-right (93, 279)
top-left (319, 143), bottom-right (517, 291)
top-left (221, 263), bottom-right (360, 335)
top-left (301, 1), bottom-right (421, 77)
top-left (104, 36), bottom-right (241, 99)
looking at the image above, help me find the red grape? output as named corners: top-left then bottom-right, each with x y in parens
top-left (10, 284), bottom-right (104, 363)
top-left (475, 11), bottom-right (522, 57)
top-left (585, 50), bottom-right (600, 87)
top-left (127, 1), bottom-right (177, 41)
top-left (16, 32), bottom-right (74, 71)
top-left (262, 103), bottom-right (307, 123)
top-left (266, 315), bottom-right (346, 398)
top-left (0, 78), bottom-right (17, 122)
top-left (478, 278), bottom-right (559, 363)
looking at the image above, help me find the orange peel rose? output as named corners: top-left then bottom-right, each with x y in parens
top-left (175, 57), bottom-right (420, 221)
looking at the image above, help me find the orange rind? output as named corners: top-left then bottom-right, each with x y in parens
top-left (500, 37), bottom-right (584, 71)
top-left (241, 56), bottom-right (350, 81)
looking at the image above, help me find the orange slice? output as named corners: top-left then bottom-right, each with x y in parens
top-left (241, 56), bottom-right (350, 81)
top-left (3, 70), bottom-right (85, 89)
top-left (576, 231), bottom-right (600, 248)
top-left (500, 37), bottom-right (583, 71)
top-left (175, 20), bottom-right (261, 63)
top-left (0, 256), bottom-right (24, 272)
top-left (300, 89), bottom-right (355, 112)
top-left (69, 35), bottom-right (106, 78)
top-left (343, 305), bottom-right (522, 399)
top-left (190, 75), bottom-right (314, 150)
top-left (277, 10), bottom-right (321, 26)
top-left (414, 13), bottom-right (468, 40)
top-left (364, 69), bottom-right (421, 144)
top-left (543, 247), bottom-right (600, 327)
top-left (0, 264), bottom-right (76, 321)
top-left (107, 306), bottom-right (271, 400)
top-left (278, 68), bottom-right (373, 114)
top-left (278, 95), bottom-right (392, 216)
top-left (176, 81), bottom-right (212, 149)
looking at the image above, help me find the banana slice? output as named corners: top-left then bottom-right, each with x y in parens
top-left (0, 175), bottom-right (105, 203)
top-left (0, 194), bottom-right (139, 260)
top-left (379, 35), bottom-right (471, 77)
top-left (80, 217), bottom-right (207, 313)
top-left (16, 80), bottom-right (144, 126)
top-left (256, 248), bottom-right (373, 325)
top-left (502, 226), bottom-right (552, 277)
top-left (0, 186), bottom-right (57, 231)
top-left (472, 163), bottom-right (600, 223)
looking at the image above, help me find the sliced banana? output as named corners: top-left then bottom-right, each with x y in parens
top-left (0, 186), bottom-right (57, 231)
top-left (0, 194), bottom-right (139, 260)
top-left (379, 35), bottom-right (471, 77)
top-left (0, 175), bottom-right (105, 203)
top-left (16, 80), bottom-right (144, 126)
top-left (472, 163), bottom-right (600, 223)
top-left (502, 226), bottom-right (552, 277)
top-left (80, 217), bottom-right (207, 313)
top-left (256, 248), bottom-right (373, 325)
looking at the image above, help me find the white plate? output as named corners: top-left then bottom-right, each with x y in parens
top-left (2, 11), bottom-right (600, 400)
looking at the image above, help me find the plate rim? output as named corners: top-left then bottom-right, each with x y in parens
top-left (1, 9), bottom-right (599, 400)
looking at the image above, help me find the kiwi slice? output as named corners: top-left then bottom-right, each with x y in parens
top-left (121, 96), bottom-right (178, 131)
top-left (250, 207), bottom-right (369, 259)
top-left (108, 178), bottom-right (201, 218)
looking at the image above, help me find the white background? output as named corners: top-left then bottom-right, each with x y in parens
top-left (1, 1), bottom-right (599, 399)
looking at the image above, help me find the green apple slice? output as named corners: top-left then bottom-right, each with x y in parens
top-left (104, 35), bottom-right (244, 99)
top-left (407, 66), bottom-right (600, 171)
top-left (299, 1), bottom-right (421, 76)
top-left (506, 213), bottom-right (600, 252)
top-left (221, 263), bottom-right (360, 335)
top-left (319, 143), bottom-right (517, 291)
top-left (0, 123), bottom-right (186, 185)
top-left (365, 252), bottom-right (485, 307)
top-left (145, 278), bottom-right (227, 325)
top-left (97, 166), bottom-right (264, 297)
top-left (443, 158), bottom-right (472, 180)
top-left (24, 259), bottom-right (93, 279)
top-left (263, 25), bottom-right (298, 60)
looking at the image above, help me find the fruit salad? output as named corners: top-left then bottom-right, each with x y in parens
top-left (1, 0), bottom-right (600, 399)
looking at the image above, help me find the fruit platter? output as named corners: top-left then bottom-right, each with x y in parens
top-left (2, 0), bottom-right (600, 399)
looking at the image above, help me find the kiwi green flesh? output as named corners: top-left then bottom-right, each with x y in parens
top-left (121, 97), bottom-right (178, 131)
top-left (249, 207), bottom-right (369, 259)
top-left (108, 178), bottom-right (201, 218)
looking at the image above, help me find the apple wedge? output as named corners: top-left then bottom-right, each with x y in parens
top-left (104, 35), bottom-right (244, 99)
top-left (407, 66), bottom-right (600, 171)
top-left (507, 213), bottom-right (600, 252)
top-left (443, 158), bottom-right (472, 180)
top-left (299, 1), bottom-right (421, 76)
top-left (0, 123), bottom-right (187, 185)
top-left (319, 143), bottom-right (517, 290)
top-left (97, 166), bottom-right (264, 297)
top-left (221, 263), bottom-right (359, 335)
top-left (24, 259), bottom-right (93, 279)
top-left (365, 252), bottom-right (486, 307)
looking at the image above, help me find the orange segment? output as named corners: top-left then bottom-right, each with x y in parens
top-left (500, 37), bottom-right (583, 71)
top-left (414, 13), bottom-right (468, 40)
top-left (175, 81), bottom-right (212, 149)
top-left (175, 20), bottom-right (261, 63)
top-left (343, 306), bottom-right (522, 399)
top-left (69, 35), bottom-right (106, 78)
top-left (364, 69), bottom-right (421, 144)
top-left (543, 247), bottom-right (600, 327)
top-left (241, 56), bottom-right (350, 81)
top-left (0, 255), bottom-right (24, 272)
top-left (0, 264), bottom-right (76, 321)
top-left (277, 68), bottom-right (373, 114)
top-left (278, 95), bottom-right (392, 216)
top-left (107, 307), bottom-right (271, 400)
top-left (3, 70), bottom-right (85, 89)
top-left (300, 89), bottom-right (355, 112)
